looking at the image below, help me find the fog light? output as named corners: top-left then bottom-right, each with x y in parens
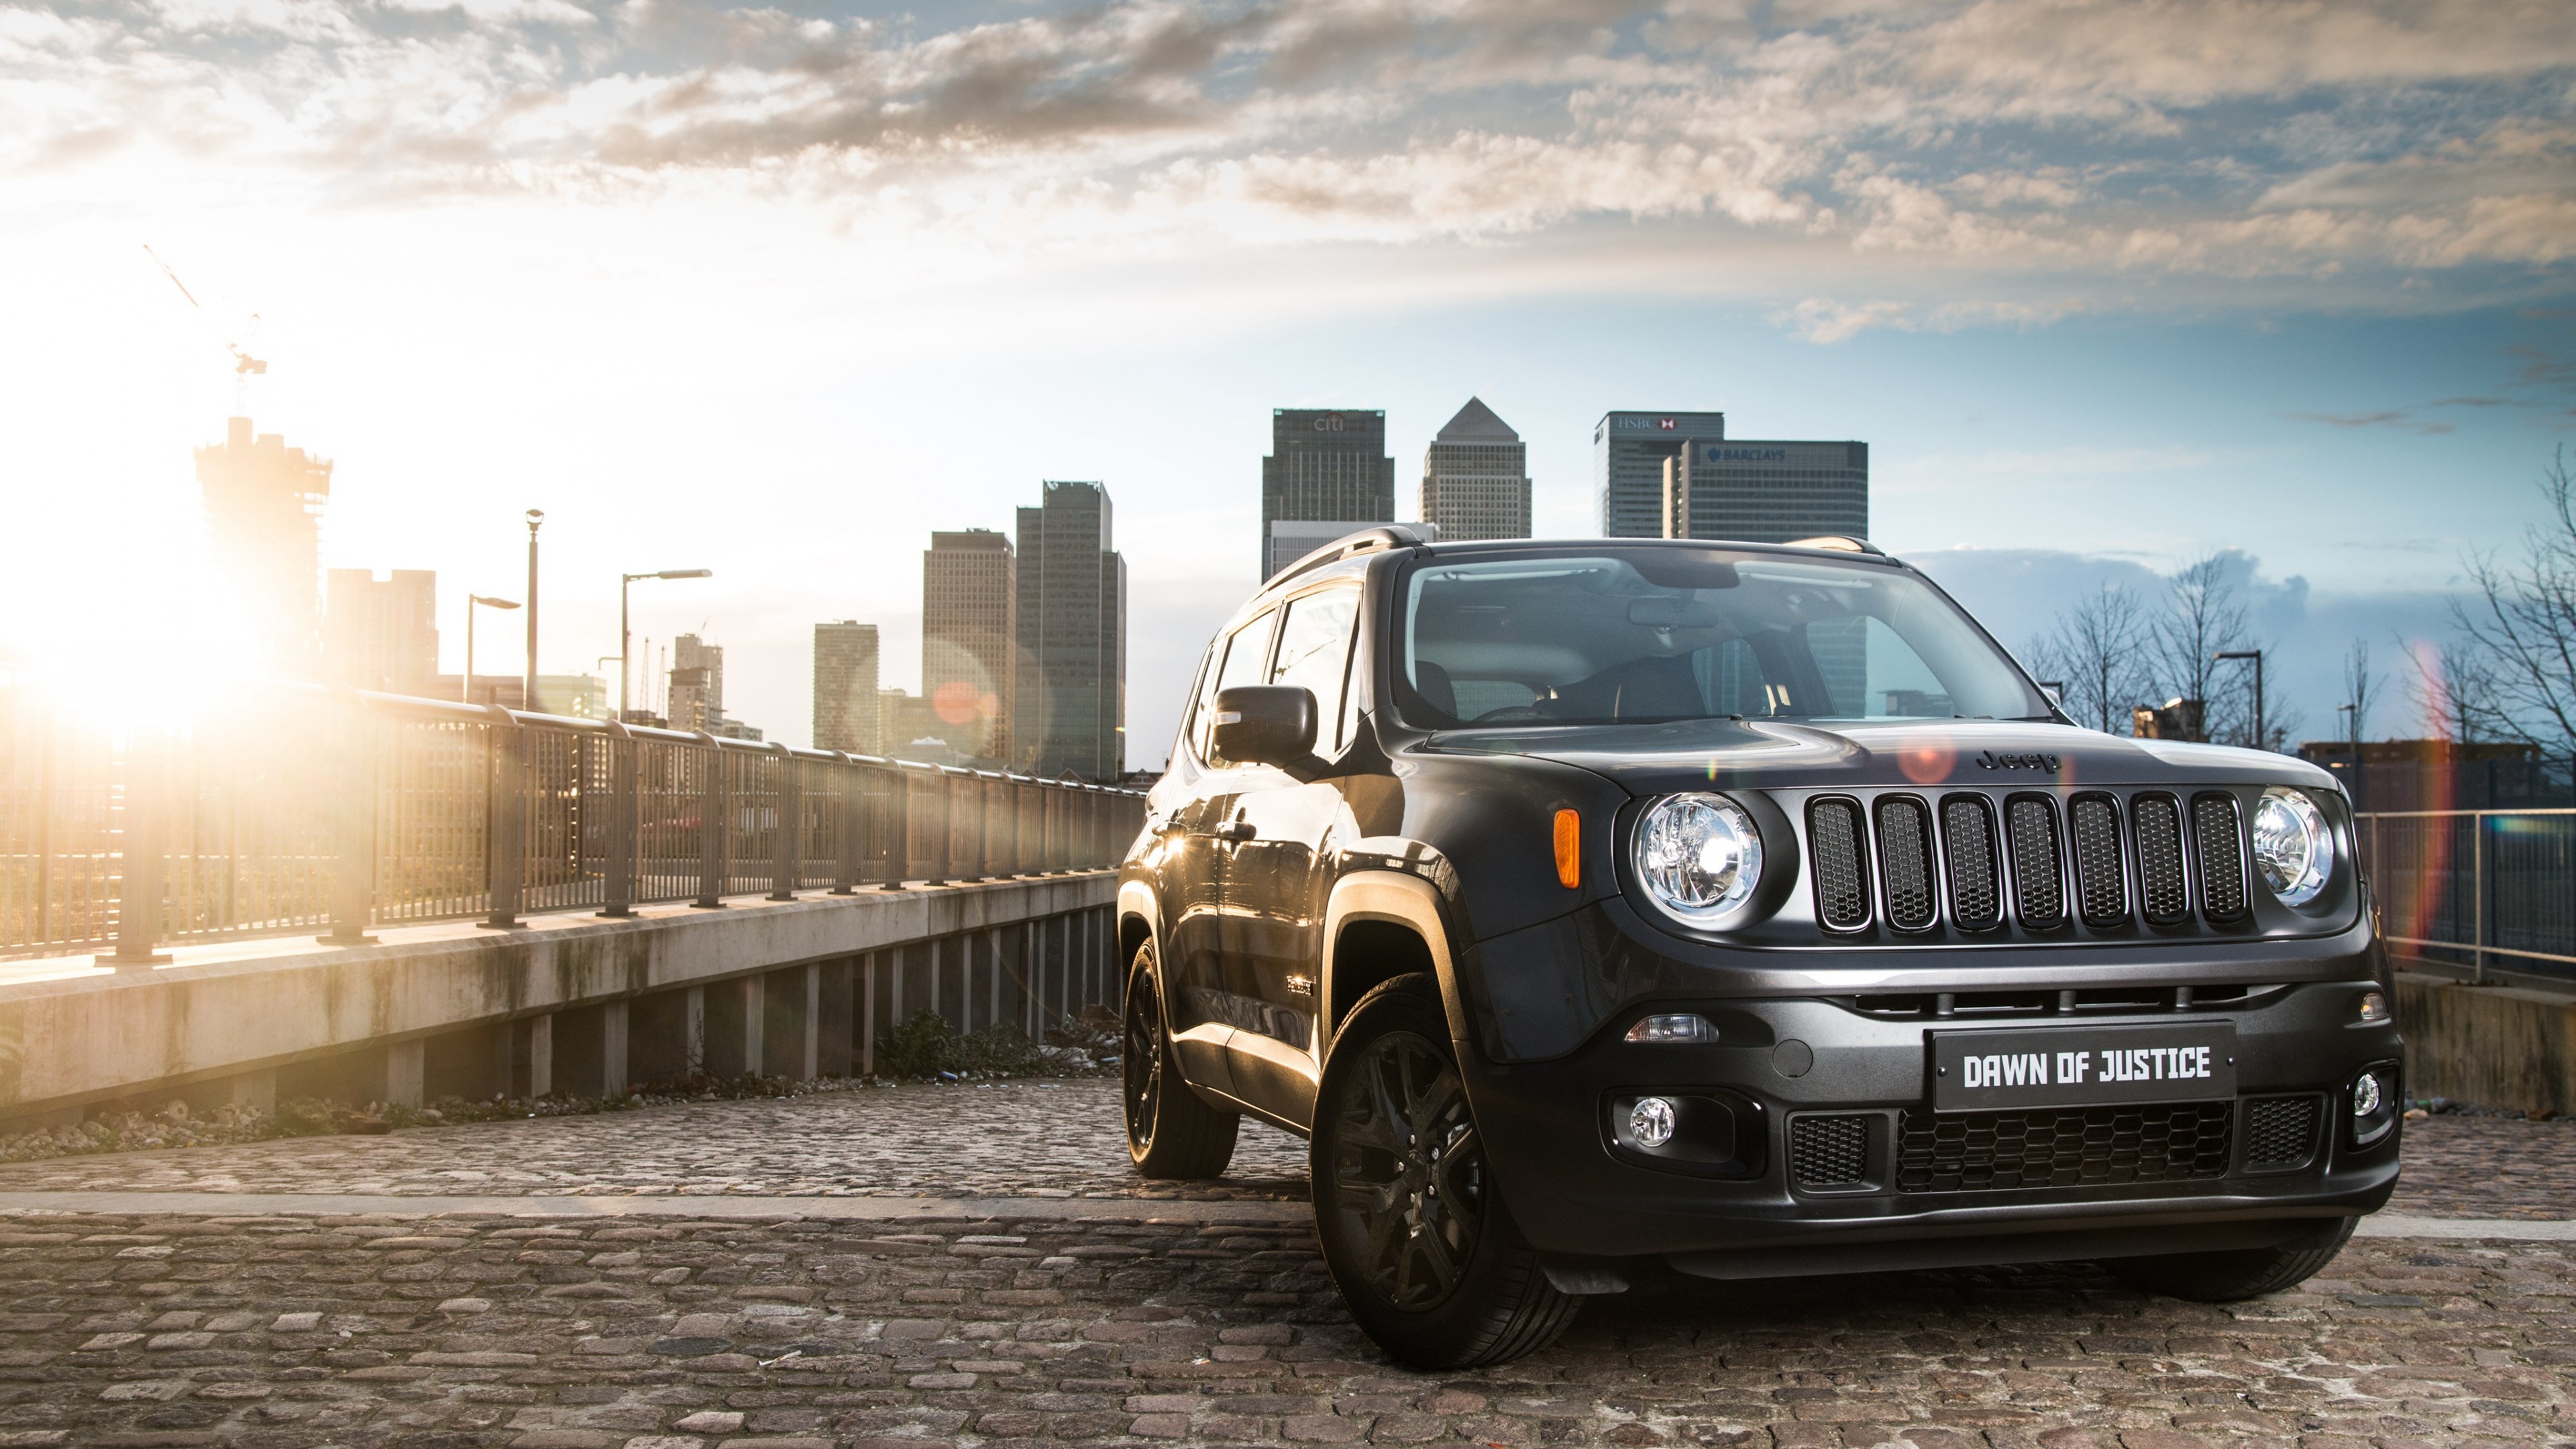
top-left (2357, 991), bottom-right (2390, 1024)
top-left (2353, 1071), bottom-right (2382, 1118)
top-left (1629, 1096), bottom-right (1677, 1147)
top-left (1626, 1013), bottom-right (1720, 1044)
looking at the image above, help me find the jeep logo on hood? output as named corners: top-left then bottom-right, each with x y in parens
top-left (1976, 749), bottom-right (2062, 773)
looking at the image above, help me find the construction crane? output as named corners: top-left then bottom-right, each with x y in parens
top-left (143, 244), bottom-right (267, 412)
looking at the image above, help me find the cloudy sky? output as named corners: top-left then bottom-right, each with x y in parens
top-left (3, 0), bottom-right (2571, 759)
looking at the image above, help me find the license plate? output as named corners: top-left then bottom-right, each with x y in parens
top-left (1930, 1024), bottom-right (2238, 1112)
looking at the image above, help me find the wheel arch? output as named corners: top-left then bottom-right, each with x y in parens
top-left (1116, 879), bottom-right (1162, 987)
top-left (1320, 870), bottom-right (1471, 1063)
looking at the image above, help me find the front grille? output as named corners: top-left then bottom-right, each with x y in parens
top-left (1809, 798), bottom-right (1870, 930)
top-left (1941, 795), bottom-right (2001, 932)
top-left (2194, 793), bottom-right (2249, 921)
top-left (2133, 793), bottom-right (2191, 925)
top-left (1896, 1104), bottom-right (2232, 1193)
top-left (2068, 794), bottom-right (2128, 927)
top-left (2245, 1095), bottom-right (2320, 1170)
top-left (1790, 1115), bottom-right (1870, 1187)
top-left (1876, 797), bottom-right (1936, 932)
top-left (2005, 796), bottom-right (2067, 930)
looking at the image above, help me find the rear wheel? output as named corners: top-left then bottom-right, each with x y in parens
top-left (1311, 974), bottom-right (1577, 1368)
top-left (1122, 940), bottom-right (1238, 1180)
top-left (2106, 1216), bottom-right (2357, 1301)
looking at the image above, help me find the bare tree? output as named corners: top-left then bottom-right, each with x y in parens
top-left (2031, 585), bottom-right (2157, 735)
top-left (2341, 640), bottom-right (2375, 751)
top-left (2451, 445), bottom-right (2576, 753)
top-left (2406, 637), bottom-right (2507, 743)
top-left (2153, 552), bottom-right (2255, 744)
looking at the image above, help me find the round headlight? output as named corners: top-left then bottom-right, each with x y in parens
top-left (1632, 793), bottom-right (1764, 925)
top-left (2251, 786), bottom-right (2332, 906)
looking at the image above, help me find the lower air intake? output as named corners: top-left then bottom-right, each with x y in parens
top-left (1790, 1115), bottom-right (1870, 1189)
top-left (1895, 1104), bottom-right (2232, 1193)
top-left (2244, 1095), bottom-right (2320, 1170)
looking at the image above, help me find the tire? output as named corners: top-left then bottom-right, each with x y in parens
top-left (1310, 973), bottom-right (1578, 1369)
top-left (1122, 940), bottom-right (1239, 1180)
top-left (2106, 1216), bottom-right (2358, 1301)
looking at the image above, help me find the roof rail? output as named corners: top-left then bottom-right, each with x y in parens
top-left (1783, 535), bottom-right (1884, 556)
top-left (1264, 524), bottom-right (1436, 588)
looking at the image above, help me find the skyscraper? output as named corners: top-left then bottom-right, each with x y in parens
top-left (1595, 412), bottom-right (1869, 544)
top-left (197, 415), bottom-right (332, 680)
top-left (1261, 409), bottom-right (1393, 573)
top-left (324, 568), bottom-right (439, 696)
top-left (812, 621), bottom-right (881, 755)
top-left (922, 529), bottom-right (1016, 761)
top-left (1419, 397), bottom-right (1530, 542)
top-left (1593, 411), bottom-right (1725, 539)
top-left (667, 633), bottom-right (757, 739)
top-left (1014, 482), bottom-right (1126, 781)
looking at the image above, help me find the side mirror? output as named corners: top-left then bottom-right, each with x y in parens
top-left (1211, 686), bottom-right (1317, 767)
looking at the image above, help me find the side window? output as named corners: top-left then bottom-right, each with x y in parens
top-left (1193, 609), bottom-right (1278, 760)
top-left (1268, 588), bottom-right (1360, 752)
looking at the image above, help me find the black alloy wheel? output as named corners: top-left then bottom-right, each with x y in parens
top-left (1120, 939), bottom-right (1238, 1179)
top-left (1311, 974), bottom-right (1576, 1368)
top-left (1329, 1028), bottom-right (1487, 1308)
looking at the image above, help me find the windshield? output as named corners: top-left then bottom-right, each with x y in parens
top-left (1395, 549), bottom-right (2051, 728)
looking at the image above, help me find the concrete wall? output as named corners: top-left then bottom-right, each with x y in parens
top-left (2396, 969), bottom-right (2576, 1117)
top-left (0, 875), bottom-right (1118, 1125)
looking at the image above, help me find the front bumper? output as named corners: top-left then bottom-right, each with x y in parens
top-left (1464, 978), bottom-right (2402, 1274)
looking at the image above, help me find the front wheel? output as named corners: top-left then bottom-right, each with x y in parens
top-left (2106, 1216), bottom-right (2357, 1301)
top-left (1310, 974), bottom-right (1577, 1369)
top-left (1122, 941), bottom-right (1238, 1180)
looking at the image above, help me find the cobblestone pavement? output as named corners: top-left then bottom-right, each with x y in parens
top-left (0, 1207), bottom-right (2569, 1449)
top-left (0, 1085), bottom-right (2563, 1221)
top-left (0, 1085), bottom-right (1309, 1203)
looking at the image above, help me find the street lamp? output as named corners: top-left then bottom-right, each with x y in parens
top-left (465, 594), bottom-right (521, 706)
top-left (2216, 649), bottom-right (2264, 751)
top-left (523, 510), bottom-right (545, 715)
top-left (621, 568), bottom-right (712, 720)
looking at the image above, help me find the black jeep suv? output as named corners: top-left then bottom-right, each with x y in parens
top-left (1116, 529), bottom-right (2399, 1368)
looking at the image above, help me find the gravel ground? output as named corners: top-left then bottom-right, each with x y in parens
top-left (0, 1081), bottom-right (2562, 1221)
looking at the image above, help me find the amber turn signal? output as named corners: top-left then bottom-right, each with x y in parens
top-left (1552, 809), bottom-right (1580, 888)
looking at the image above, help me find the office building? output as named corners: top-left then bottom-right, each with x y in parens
top-left (197, 415), bottom-right (332, 680)
top-left (877, 688), bottom-right (955, 764)
top-left (1595, 411), bottom-right (1869, 544)
top-left (430, 674), bottom-right (606, 718)
top-left (1419, 396), bottom-right (1530, 542)
top-left (664, 634), bottom-right (761, 739)
top-left (325, 568), bottom-right (439, 696)
top-left (1265, 519), bottom-right (1438, 582)
top-left (923, 529), bottom-right (1016, 761)
top-left (1261, 409), bottom-right (1393, 574)
top-left (812, 621), bottom-right (881, 755)
top-left (1014, 481), bottom-right (1126, 781)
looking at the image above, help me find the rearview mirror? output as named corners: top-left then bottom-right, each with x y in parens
top-left (1211, 686), bottom-right (1317, 767)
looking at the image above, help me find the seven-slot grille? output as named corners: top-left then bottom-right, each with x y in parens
top-left (1804, 787), bottom-right (2263, 937)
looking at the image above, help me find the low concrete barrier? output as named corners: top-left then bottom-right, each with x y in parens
top-left (2396, 968), bottom-right (2576, 1117)
top-left (0, 873), bottom-right (1118, 1126)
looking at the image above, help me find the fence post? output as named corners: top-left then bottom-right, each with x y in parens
top-left (322, 692), bottom-right (379, 946)
top-left (694, 732), bottom-right (728, 908)
top-left (2472, 810), bottom-right (2487, 985)
top-left (108, 725), bottom-right (170, 969)
top-left (922, 769), bottom-right (953, 887)
top-left (770, 743), bottom-right (800, 902)
top-left (877, 765), bottom-right (912, 890)
top-left (830, 753), bottom-right (859, 895)
top-left (598, 718), bottom-right (636, 918)
top-left (483, 706), bottom-right (527, 929)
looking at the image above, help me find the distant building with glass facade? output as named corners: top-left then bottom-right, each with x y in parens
top-left (1594, 412), bottom-right (1870, 545)
top-left (1014, 482), bottom-right (1126, 781)
top-left (1419, 397), bottom-right (1529, 542)
top-left (1262, 409), bottom-right (1393, 574)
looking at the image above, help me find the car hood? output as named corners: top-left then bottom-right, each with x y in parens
top-left (1422, 717), bottom-right (2337, 796)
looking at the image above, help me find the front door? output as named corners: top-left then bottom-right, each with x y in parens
top-left (1220, 584), bottom-right (1362, 1130)
top-left (1165, 607), bottom-right (1278, 1096)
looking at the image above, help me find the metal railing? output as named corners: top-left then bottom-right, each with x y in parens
top-left (1, 680), bottom-right (1146, 965)
top-left (2356, 808), bottom-right (2576, 985)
